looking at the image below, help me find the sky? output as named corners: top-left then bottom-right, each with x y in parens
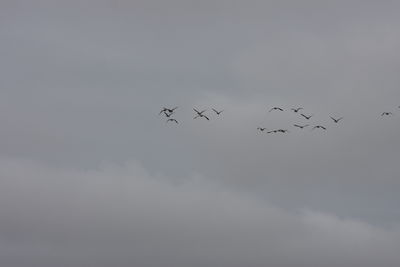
top-left (1, 0), bottom-right (400, 266)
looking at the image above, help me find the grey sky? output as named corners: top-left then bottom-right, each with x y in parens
top-left (1, 0), bottom-right (400, 266)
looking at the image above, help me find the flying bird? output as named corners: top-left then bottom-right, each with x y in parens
top-left (330, 116), bottom-right (343, 123)
top-left (193, 108), bottom-right (207, 115)
top-left (312, 125), bottom-right (327, 130)
top-left (277, 129), bottom-right (289, 133)
top-left (160, 106), bottom-right (178, 115)
top-left (381, 112), bottom-right (393, 116)
top-left (162, 111), bottom-right (173, 117)
top-left (291, 107), bottom-right (303, 113)
top-left (269, 107), bottom-right (284, 112)
top-left (193, 108), bottom-right (210, 120)
top-left (257, 127), bottom-right (267, 132)
top-left (194, 114), bottom-right (210, 120)
top-left (212, 108), bottom-right (224, 115)
top-left (294, 124), bottom-right (309, 129)
top-left (300, 113), bottom-right (313, 120)
top-left (166, 118), bottom-right (179, 124)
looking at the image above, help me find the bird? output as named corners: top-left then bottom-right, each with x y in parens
top-left (291, 107), bottom-right (303, 113)
top-left (159, 107), bottom-right (178, 115)
top-left (193, 108), bottom-right (210, 120)
top-left (159, 107), bottom-right (169, 115)
top-left (381, 112), bottom-right (393, 116)
top-left (269, 107), bottom-right (284, 112)
top-left (312, 125), bottom-right (327, 130)
top-left (194, 114), bottom-right (210, 120)
top-left (212, 108), bottom-right (224, 115)
top-left (330, 116), bottom-right (343, 123)
top-left (166, 118), bottom-right (179, 124)
top-left (267, 130), bottom-right (278, 134)
top-left (257, 127), bottom-right (267, 132)
top-left (276, 129), bottom-right (289, 133)
top-left (193, 108), bottom-right (207, 116)
top-left (300, 113), bottom-right (313, 120)
top-left (294, 124), bottom-right (309, 129)
top-left (166, 107), bottom-right (178, 113)
top-left (162, 111), bottom-right (173, 117)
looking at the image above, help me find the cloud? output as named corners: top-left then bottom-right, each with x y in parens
top-left (0, 158), bottom-right (399, 267)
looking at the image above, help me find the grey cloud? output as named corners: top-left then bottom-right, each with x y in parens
top-left (0, 158), bottom-right (400, 267)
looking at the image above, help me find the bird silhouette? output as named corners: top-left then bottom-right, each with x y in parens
top-left (312, 125), bottom-right (327, 130)
top-left (193, 108), bottom-right (210, 120)
top-left (294, 124), bottom-right (309, 129)
top-left (212, 108), bottom-right (224, 115)
top-left (166, 118), bottom-right (179, 124)
top-left (291, 107), bottom-right (303, 113)
top-left (193, 108), bottom-right (207, 115)
top-left (269, 107), bottom-right (284, 112)
top-left (160, 107), bottom-right (178, 115)
top-left (162, 111), bottom-right (173, 117)
top-left (330, 116), bottom-right (343, 123)
top-left (381, 112), bottom-right (393, 116)
top-left (277, 129), bottom-right (289, 133)
top-left (301, 113), bottom-right (313, 120)
top-left (257, 127), bottom-right (267, 132)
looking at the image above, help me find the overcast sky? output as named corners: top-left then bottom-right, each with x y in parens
top-left (1, 1), bottom-right (400, 266)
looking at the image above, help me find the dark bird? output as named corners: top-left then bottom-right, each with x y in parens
top-left (193, 108), bottom-right (210, 120)
top-left (257, 127), bottom-right (267, 132)
top-left (194, 114), bottom-right (209, 120)
top-left (291, 107), bottom-right (303, 113)
top-left (162, 111), bottom-right (173, 117)
top-left (312, 125), bottom-right (327, 130)
top-left (212, 108), bottom-right (224, 115)
top-left (166, 107), bottom-right (178, 113)
top-left (267, 130), bottom-right (278, 134)
top-left (294, 124), bottom-right (309, 129)
top-left (277, 129), bottom-right (289, 133)
top-left (269, 107), bottom-right (284, 112)
top-left (301, 113), bottom-right (313, 120)
top-left (166, 118), bottom-right (179, 124)
top-left (193, 108), bottom-right (207, 116)
top-left (160, 107), bottom-right (178, 115)
top-left (330, 116), bottom-right (343, 123)
top-left (381, 112), bottom-right (393, 116)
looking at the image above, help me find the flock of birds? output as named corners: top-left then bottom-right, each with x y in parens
top-left (159, 105), bottom-right (400, 133)
top-left (159, 106), bottom-right (224, 124)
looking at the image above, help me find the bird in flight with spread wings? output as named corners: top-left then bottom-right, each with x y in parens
top-left (330, 116), bottom-right (343, 123)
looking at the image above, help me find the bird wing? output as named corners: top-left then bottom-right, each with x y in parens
top-left (193, 108), bottom-right (200, 114)
top-left (212, 108), bottom-right (218, 113)
top-left (203, 115), bottom-right (210, 120)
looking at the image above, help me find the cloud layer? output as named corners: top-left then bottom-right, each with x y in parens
top-left (0, 158), bottom-right (400, 267)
